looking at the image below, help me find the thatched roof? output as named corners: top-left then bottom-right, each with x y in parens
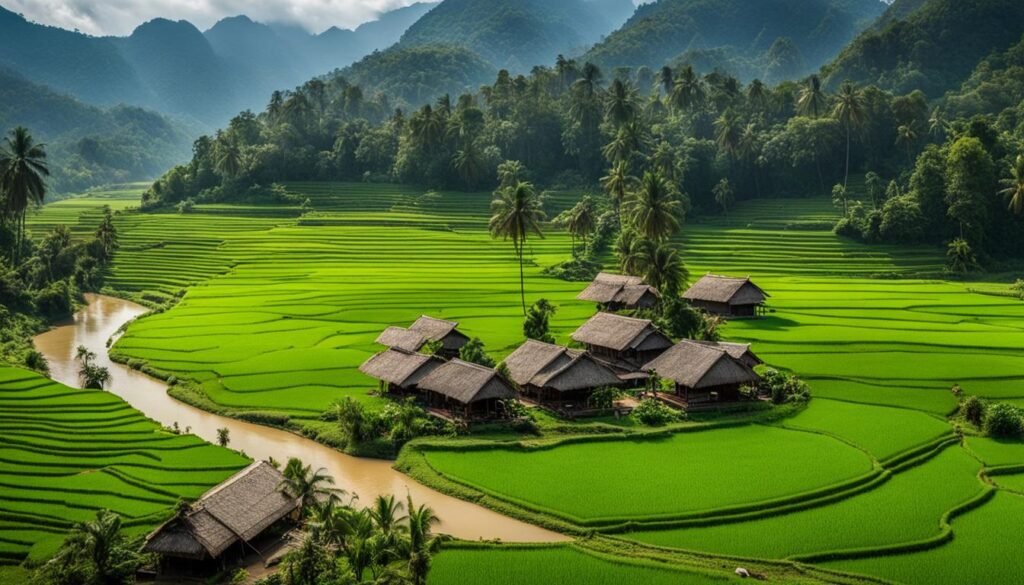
top-left (375, 326), bottom-right (427, 352)
top-left (409, 315), bottom-right (467, 341)
top-left (643, 340), bottom-right (760, 390)
top-left (571, 312), bottom-right (673, 353)
top-left (683, 274), bottom-right (768, 305)
top-left (358, 348), bottom-right (442, 387)
top-left (693, 340), bottom-right (763, 367)
top-left (502, 340), bottom-right (621, 392)
top-left (144, 462), bottom-right (298, 560)
top-left (416, 359), bottom-right (515, 404)
top-left (577, 273), bottom-right (661, 306)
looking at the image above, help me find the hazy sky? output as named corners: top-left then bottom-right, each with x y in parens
top-left (4, 0), bottom-right (424, 36)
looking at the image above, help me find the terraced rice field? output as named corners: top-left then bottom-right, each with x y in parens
top-left (0, 366), bottom-right (248, 568)
top-left (421, 426), bottom-right (875, 524)
top-left (26, 184), bottom-right (145, 241)
top-left (429, 545), bottom-right (729, 585)
top-left (28, 184), bottom-right (1024, 583)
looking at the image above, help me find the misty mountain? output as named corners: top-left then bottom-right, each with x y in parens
top-left (0, 3), bottom-right (435, 128)
top-left (583, 0), bottom-right (885, 82)
top-left (398, 0), bottom-right (636, 72)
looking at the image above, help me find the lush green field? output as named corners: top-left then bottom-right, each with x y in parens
top-left (429, 545), bottom-right (730, 585)
top-left (824, 492), bottom-right (1024, 584)
top-left (29, 184), bottom-right (1024, 584)
top-left (421, 425), bottom-right (874, 523)
top-left (26, 184), bottom-right (146, 241)
top-left (0, 366), bottom-right (248, 571)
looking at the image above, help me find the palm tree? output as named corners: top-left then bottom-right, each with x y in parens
top-left (489, 181), bottom-right (546, 314)
top-left (928, 107), bottom-right (950, 140)
top-left (658, 66), bottom-right (674, 98)
top-left (670, 65), bottom-right (705, 115)
top-left (406, 495), bottom-right (443, 585)
top-left (832, 82), bottom-right (867, 190)
top-left (999, 154), bottom-right (1024, 216)
top-left (737, 123), bottom-right (762, 197)
top-left (600, 161), bottom-right (638, 210)
top-left (93, 207), bottom-right (118, 263)
top-left (616, 229), bottom-right (641, 275)
top-left (0, 127), bottom-right (49, 263)
top-left (865, 171), bottom-right (883, 209)
top-left (625, 171), bottom-right (682, 243)
top-left (572, 62), bottom-right (603, 100)
top-left (714, 110), bottom-right (742, 161)
top-left (452, 142), bottom-right (485, 190)
top-left (641, 243), bottom-right (689, 297)
top-left (566, 196), bottom-right (597, 255)
top-left (279, 457), bottom-right (341, 515)
top-left (796, 75), bottom-right (828, 119)
top-left (44, 510), bottom-right (141, 585)
top-left (604, 79), bottom-right (639, 128)
top-left (747, 79), bottom-right (768, 112)
top-left (713, 178), bottom-right (735, 218)
top-left (896, 124), bottom-right (919, 166)
top-left (214, 137), bottom-right (243, 180)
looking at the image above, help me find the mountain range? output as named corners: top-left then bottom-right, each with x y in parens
top-left (0, 3), bottom-right (436, 128)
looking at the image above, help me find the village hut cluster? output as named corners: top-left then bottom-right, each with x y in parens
top-left (360, 273), bottom-right (769, 420)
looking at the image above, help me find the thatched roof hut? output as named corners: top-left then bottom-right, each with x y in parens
top-left (577, 273), bottom-right (660, 310)
top-left (502, 340), bottom-right (621, 396)
top-left (374, 316), bottom-right (470, 357)
top-left (358, 347), bottom-right (442, 389)
top-left (416, 359), bottom-right (516, 405)
top-left (682, 274), bottom-right (768, 318)
top-left (643, 340), bottom-right (760, 400)
top-left (692, 340), bottom-right (763, 369)
top-left (144, 462), bottom-right (299, 561)
top-left (570, 312), bottom-right (673, 372)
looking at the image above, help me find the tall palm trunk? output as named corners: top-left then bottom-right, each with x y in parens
top-left (516, 240), bottom-right (526, 315)
top-left (844, 125), bottom-right (851, 191)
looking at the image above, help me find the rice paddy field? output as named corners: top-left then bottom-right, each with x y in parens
top-left (0, 366), bottom-right (248, 574)
top-left (19, 182), bottom-right (1024, 583)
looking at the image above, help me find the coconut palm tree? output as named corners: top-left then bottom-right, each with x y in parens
top-left (566, 196), bottom-right (597, 255)
top-left (214, 136), bottom-right (243, 180)
top-left (738, 123), bottom-right (762, 197)
top-left (896, 124), bottom-right (919, 166)
top-left (670, 65), bottom-right (705, 115)
top-left (625, 171), bottom-right (682, 243)
top-left (93, 207), bottom-right (118, 263)
top-left (51, 510), bottom-right (140, 585)
top-left (489, 181), bottom-right (546, 314)
top-left (747, 79), bottom-right (768, 112)
top-left (1000, 154), bottom-right (1024, 215)
top-left (496, 160), bottom-right (526, 190)
top-left (714, 109), bottom-right (742, 161)
top-left (658, 66), bottom-right (674, 98)
top-left (604, 79), bottom-right (639, 128)
top-left (0, 127), bottom-right (49, 263)
top-left (600, 160), bottom-right (638, 210)
top-left (713, 178), bottom-right (735, 218)
top-left (928, 107), bottom-right (950, 140)
top-left (279, 457), bottom-right (342, 516)
top-left (832, 82), bottom-right (867, 190)
top-left (796, 75), bottom-right (828, 119)
top-left (406, 495), bottom-right (443, 585)
top-left (452, 142), bottom-right (485, 190)
top-left (641, 243), bottom-right (689, 297)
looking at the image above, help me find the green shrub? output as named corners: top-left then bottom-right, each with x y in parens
top-left (542, 257), bottom-right (602, 282)
top-left (960, 395), bottom-right (986, 427)
top-left (632, 398), bottom-right (681, 426)
top-left (984, 403), bottom-right (1024, 438)
top-left (761, 368), bottom-right (811, 404)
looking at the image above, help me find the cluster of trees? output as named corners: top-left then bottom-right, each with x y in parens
top-left (959, 395), bottom-right (1024, 439)
top-left (329, 397), bottom-right (454, 457)
top-left (267, 458), bottom-right (444, 585)
top-left (1, 127), bottom-right (120, 368)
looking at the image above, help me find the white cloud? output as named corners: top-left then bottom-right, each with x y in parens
top-left (4, 0), bottom-right (421, 36)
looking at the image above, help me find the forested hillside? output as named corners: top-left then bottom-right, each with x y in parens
top-left (341, 46), bottom-right (497, 108)
top-left (583, 0), bottom-right (885, 82)
top-left (822, 0), bottom-right (1024, 96)
top-left (0, 69), bottom-right (192, 192)
top-left (398, 0), bottom-right (634, 72)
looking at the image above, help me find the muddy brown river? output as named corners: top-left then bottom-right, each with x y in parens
top-left (33, 293), bottom-right (566, 542)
